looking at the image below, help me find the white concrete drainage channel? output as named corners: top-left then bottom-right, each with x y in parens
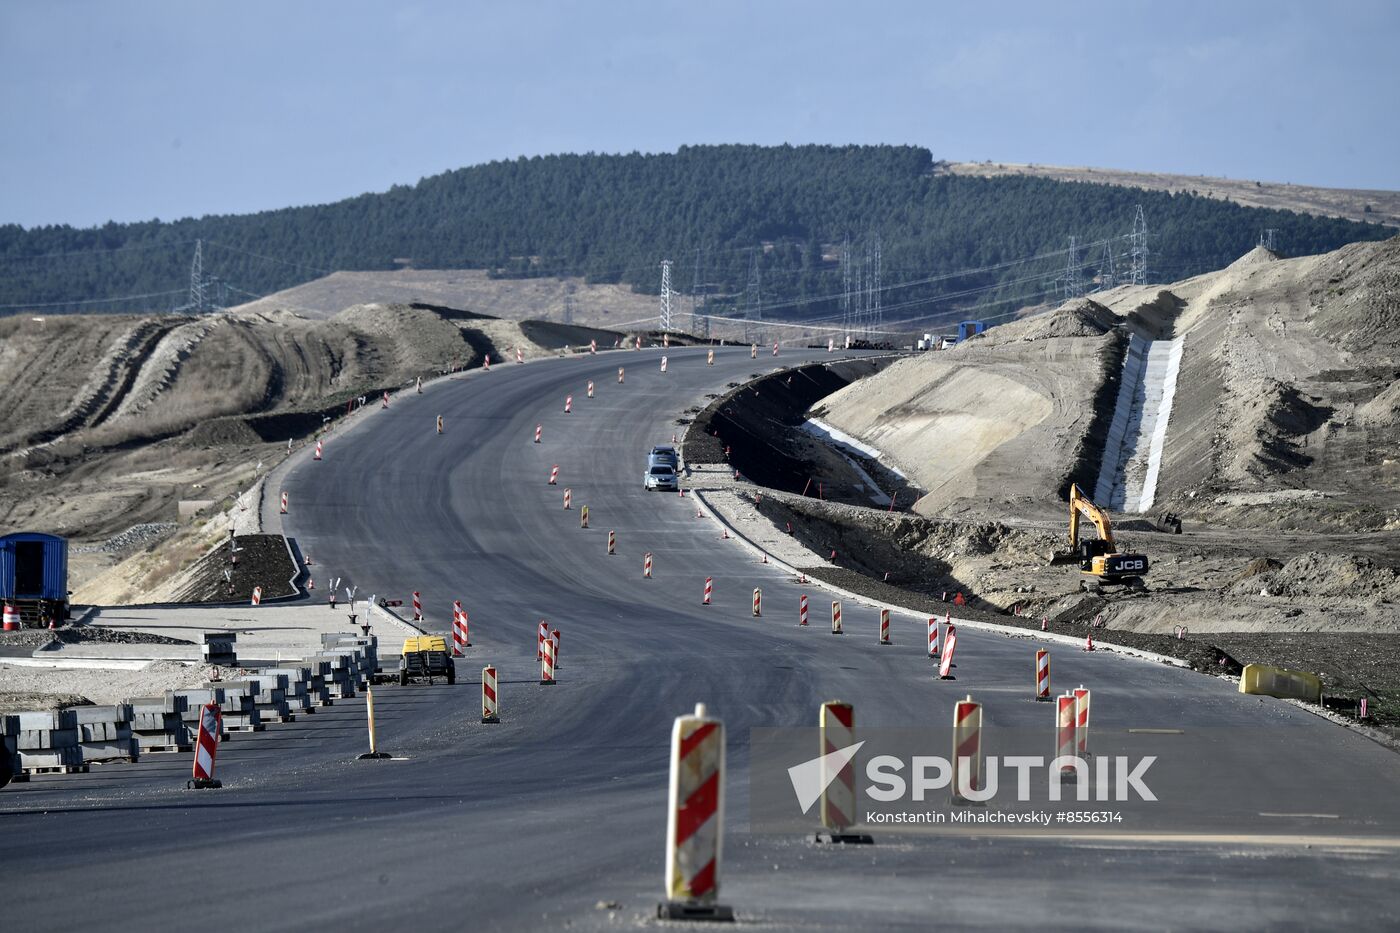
top-left (1094, 333), bottom-right (1184, 513)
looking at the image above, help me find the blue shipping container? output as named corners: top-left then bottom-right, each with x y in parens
top-left (0, 532), bottom-right (68, 602)
top-left (957, 320), bottom-right (986, 343)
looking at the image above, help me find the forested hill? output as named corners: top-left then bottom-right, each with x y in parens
top-left (1, 144), bottom-right (1391, 323)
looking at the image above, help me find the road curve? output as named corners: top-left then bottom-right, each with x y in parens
top-left (7, 345), bottom-right (1400, 931)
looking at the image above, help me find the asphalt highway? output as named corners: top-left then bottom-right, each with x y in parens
top-left (6, 345), bottom-right (1400, 931)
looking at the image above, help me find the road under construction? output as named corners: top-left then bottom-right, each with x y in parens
top-left (4, 345), bottom-right (1400, 930)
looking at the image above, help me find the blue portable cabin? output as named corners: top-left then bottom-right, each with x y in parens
top-left (957, 320), bottom-right (986, 343)
top-left (0, 531), bottom-right (69, 624)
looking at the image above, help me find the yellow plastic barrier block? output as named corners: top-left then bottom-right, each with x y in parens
top-left (1239, 663), bottom-right (1322, 703)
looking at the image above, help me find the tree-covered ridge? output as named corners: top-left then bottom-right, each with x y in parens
top-left (0, 144), bottom-right (1389, 322)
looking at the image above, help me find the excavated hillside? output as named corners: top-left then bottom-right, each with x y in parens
top-left (0, 303), bottom-right (608, 596)
top-left (797, 237), bottom-right (1400, 639)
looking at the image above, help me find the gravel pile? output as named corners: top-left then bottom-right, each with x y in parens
top-left (0, 626), bottom-right (192, 648)
top-left (72, 523), bottom-right (179, 554)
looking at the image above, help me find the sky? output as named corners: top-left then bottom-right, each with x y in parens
top-left (2, 0), bottom-right (1398, 229)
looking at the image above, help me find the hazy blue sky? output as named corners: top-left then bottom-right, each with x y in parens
top-left (3, 0), bottom-right (1397, 228)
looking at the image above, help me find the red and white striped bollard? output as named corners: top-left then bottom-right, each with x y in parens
top-left (819, 700), bottom-right (858, 836)
top-left (482, 665), bottom-right (500, 722)
top-left (1056, 693), bottom-right (1078, 779)
top-left (939, 625), bottom-right (957, 679)
top-left (951, 695), bottom-right (982, 803)
top-left (1073, 685), bottom-right (1091, 757)
top-left (540, 632), bottom-right (556, 685)
top-left (1036, 649), bottom-right (1050, 700)
top-left (879, 608), bottom-right (891, 645)
top-left (188, 702), bottom-right (222, 789)
top-left (661, 703), bottom-right (729, 918)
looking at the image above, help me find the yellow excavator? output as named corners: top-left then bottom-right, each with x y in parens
top-left (1058, 483), bottom-right (1150, 591)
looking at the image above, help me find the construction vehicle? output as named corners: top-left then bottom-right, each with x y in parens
top-left (1057, 483), bottom-right (1150, 591)
top-left (398, 635), bottom-right (455, 686)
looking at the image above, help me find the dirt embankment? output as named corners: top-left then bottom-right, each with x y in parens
top-left (685, 243), bottom-right (1400, 722)
top-left (1, 300), bottom-right (624, 602)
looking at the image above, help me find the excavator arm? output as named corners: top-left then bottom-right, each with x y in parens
top-left (1067, 483), bottom-right (1116, 552)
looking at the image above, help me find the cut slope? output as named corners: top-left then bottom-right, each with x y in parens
top-left (0, 303), bottom-right (586, 557)
top-left (814, 301), bottom-right (1126, 517)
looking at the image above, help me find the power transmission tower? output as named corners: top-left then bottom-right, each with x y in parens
top-left (1258, 228), bottom-right (1278, 252)
top-left (743, 249), bottom-right (763, 343)
top-left (562, 285), bottom-right (575, 325)
top-left (839, 233), bottom-right (852, 338)
top-left (1062, 236), bottom-right (1084, 300)
top-left (659, 259), bottom-right (673, 332)
top-left (1129, 205), bottom-right (1148, 286)
top-left (189, 239), bottom-right (207, 313)
top-left (1098, 239), bottom-right (1117, 290)
top-left (870, 232), bottom-right (883, 336)
top-left (691, 245), bottom-right (711, 336)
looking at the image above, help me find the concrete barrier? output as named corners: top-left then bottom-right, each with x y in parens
top-left (1239, 663), bottom-right (1322, 703)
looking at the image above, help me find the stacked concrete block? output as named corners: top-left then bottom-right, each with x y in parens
top-left (313, 649), bottom-right (361, 699)
top-left (202, 632), bottom-right (237, 666)
top-left (15, 709), bottom-right (85, 773)
top-left (172, 686), bottom-right (263, 733)
top-left (73, 704), bottom-right (138, 764)
top-left (299, 659), bottom-right (331, 706)
top-left (129, 695), bottom-right (192, 752)
top-left (261, 667), bottom-right (315, 716)
top-left (2, 714), bottom-right (20, 780)
top-left (322, 633), bottom-right (379, 683)
top-left (224, 674), bottom-right (293, 723)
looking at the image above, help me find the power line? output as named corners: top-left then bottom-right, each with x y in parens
top-left (203, 240), bottom-right (336, 276)
top-left (1129, 205), bottom-right (1149, 286)
top-left (1097, 239), bottom-right (1117, 290)
top-left (743, 248), bottom-right (762, 343)
top-left (0, 288), bottom-right (188, 311)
